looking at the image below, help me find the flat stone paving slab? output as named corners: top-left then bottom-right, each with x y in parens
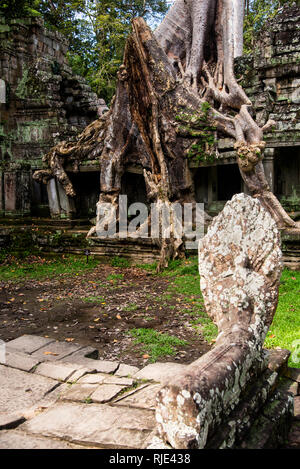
top-left (68, 367), bottom-right (92, 383)
top-left (90, 384), bottom-right (125, 403)
top-left (115, 364), bottom-right (140, 377)
top-left (0, 364), bottom-right (59, 415)
top-left (77, 373), bottom-right (107, 385)
top-left (61, 357), bottom-right (119, 374)
top-left (1, 350), bottom-right (40, 372)
top-left (0, 411), bottom-right (25, 430)
top-left (34, 362), bottom-right (78, 382)
top-left (115, 384), bottom-right (161, 410)
top-left (61, 383), bottom-right (98, 402)
top-left (134, 362), bottom-right (187, 382)
top-left (19, 402), bottom-right (156, 449)
top-left (78, 374), bottom-right (134, 387)
top-left (6, 335), bottom-right (55, 355)
top-left (0, 430), bottom-right (91, 449)
top-left (31, 341), bottom-right (84, 362)
top-left (103, 376), bottom-right (134, 386)
top-left (59, 346), bottom-right (99, 361)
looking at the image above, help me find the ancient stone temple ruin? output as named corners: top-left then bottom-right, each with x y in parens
top-left (0, 16), bottom-right (107, 219)
top-left (0, 5), bottom-right (300, 267)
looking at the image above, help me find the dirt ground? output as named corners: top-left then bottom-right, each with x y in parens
top-left (0, 263), bottom-right (211, 367)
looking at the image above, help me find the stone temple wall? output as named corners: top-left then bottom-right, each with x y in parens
top-left (235, 4), bottom-right (300, 211)
top-left (0, 16), bottom-right (107, 217)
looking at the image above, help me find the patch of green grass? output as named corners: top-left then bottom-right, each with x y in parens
top-left (110, 256), bottom-right (130, 268)
top-left (123, 302), bottom-right (139, 312)
top-left (82, 296), bottom-right (106, 303)
top-left (0, 254), bottom-right (99, 281)
top-left (106, 273), bottom-right (124, 281)
top-left (106, 273), bottom-right (124, 285)
top-left (163, 257), bottom-right (217, 343)
top-left (265, 269), bottom-right (300, 368)
top-left (83, 397), bottom-right (93, 404)
top-left (136, 262), bottom-right (157, 272)
top-left (128, 328), bottom-right (187, 362)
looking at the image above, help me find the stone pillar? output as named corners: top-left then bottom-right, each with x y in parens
top-left (47, 178), bottom-right (61, 218)
top-left (263, 147), bottom-right (275, 193)
top-left (4, 171), bottom-right (16, 213)
top-left (47, 178), bottom-right (76, 219)
top-left (18, 171), bottom-right (31, 215)
top-left (3, 171), bottom-right (31, 216)
top-left (0, 79), bottom-right (5, 104)
top-left (57, 181), bottom-right (76, 219)
top-left (0, 171), bottom-right (3, 216)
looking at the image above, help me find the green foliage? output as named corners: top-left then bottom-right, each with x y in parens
top-left (243, 0), bottom-right (296, 53)
top-left (110, 256), bottom-right (131, 268)
top-left (265, 268), bottom-right (300, 368)
top-left (0, 0), bottom-right (41, 19)
top-left (0, 254), bottom-right (99, 280)
top-left (128, 327), bottom-right (187, 362)
top-left (176, 104), bottom-right (216, 164)
top-left (1, 1), bottom-right (169, 103)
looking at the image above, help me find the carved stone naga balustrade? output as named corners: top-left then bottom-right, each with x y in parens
top-left (149, 193), bottom-right (288, 449)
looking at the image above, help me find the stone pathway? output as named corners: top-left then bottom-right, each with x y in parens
top-left (0, 334), bottom-right (299, 449)
top-left (0, 334), bottom-right (186, 449)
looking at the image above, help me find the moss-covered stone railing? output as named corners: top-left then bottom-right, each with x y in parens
top-left (149, 194), bottom-right (294, 449)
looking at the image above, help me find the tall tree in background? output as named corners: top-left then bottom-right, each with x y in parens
top-left (0, 0), bottom-right (169, 102)
top-left (68, 1), bottom-right (169, 102)
top-left (243, 0), bottom-right (295, 52)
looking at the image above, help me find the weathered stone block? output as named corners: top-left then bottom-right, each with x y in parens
top-left (19, 402), bottom-right (156, 449)
top-left (134, 362), bottom-right (187, 382)
top-left (0, 412), bottom-right (25, 430)
top-left (2, 350), bottom-right (40, 372)
top-left (115, 384), bottom-right (162, 410)
top-left (268, 348), bottom-right (291, 374)
top-left (115, 363), bottom-right (140, 377)
top-left (0, 364), bottom-right (59, 415)
top-left (6, 335), bottom-right (55, 355)
top-left (34, 362), bottom-right (79, 382)
top-left (61, 383), bottom-right (98, 402)
top-left (90, 384), bottom-right (125, 403)
top-left (31, 341), bottom-right (84, 362)
top-left (0, 430), bottom-right (87, 449)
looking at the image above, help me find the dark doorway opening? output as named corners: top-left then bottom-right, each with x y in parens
top-left (69, 172), bottom-right (100, 219)
top-left (121, 172), bottom-right (148, 208)
top-left (31, 179), bottom-right (50, 217)
top-left (217, 164), bottom-right (242, 201)
top-left (275, 147), bottom-right (300, 198)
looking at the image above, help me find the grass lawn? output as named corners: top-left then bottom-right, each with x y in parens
top-left (265, 268), bottom-right (300, 368)
top-left (0, 254), bottom-right (100, 280)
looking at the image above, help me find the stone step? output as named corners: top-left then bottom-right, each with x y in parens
top-left (18, 402), bottom-right (156, 449)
